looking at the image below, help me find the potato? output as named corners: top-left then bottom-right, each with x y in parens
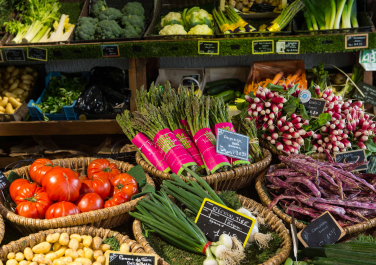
top-left (22, 80), bottom-right (32, 85)
top-left (92, 251), bottom-right (102, 261)
top-left (59, 233), bottom-right (69, 246)
top-left (91, 238), bottom-right (102, 250)
top-left (8, 78), bottom-right (15, 84)
top-left (77, 244), bottom-right (84, 250)
top-left (92, 262), bottom-right (101, 265)
top-left (64, 250), bottom-right (78, 260)
top-left (19, 83), bottom-right (28, 90)
top-left (70, 235), bottom-right (81, 243)
top-left (25, 67), bottom-right (33, 73)
top-left (55, 246), bottom-right (68, 258)
top-left (96, 256), bottom-right (105, 265)
top-left (0, 96), bottom-right (8, 107)
top-left (11, 68), bottom-right (19, 77)
top-left (74, 258), bottom-right (91, 265)
top-left (62, 258), bottom-right (72, 265)
top-left (4, 73), bottom-right (10, 80)
top-left (5, 103), bottom-right (14, 114)
top-left (99, 245), bottom-right (110, 253)
top-left (19, 261), bottom-right (28, 265)
top-left (77, 250), bottom-right (84, 258)
top-left (12, 88), bottom-right (24, 95)
top-left (52, 243), bottom-right (61, 252)
top-left (32, 256), bottom-right (52, 265)
top-left (6, 260), bottom-right (18, 265)
top-left (30, 262), bottom-right (38, 265)
top-left (24, 247), bottom-right (34, 261)
top-left (3, 84), bottom-right (9, 89)
top-left (68, 239), bottom-right (79, 251)
top-left (67, 262), bottom-right (81, 265)
top-left (84, 249), bottom-right (93, 261)
top-left (119, 243), bottom-right (129, 253)
top-left (47, 233), bottom-right (60, 243)
top-left (32, 72), bottom-right (38, 78)
top-left (22, 91), bottom-right (29, 97)
top-left (32, 242), bottom-right (51, 254)
top-left (15, 252), bottom-right (25, 261)
top-left (9, 81), bottom-right (19, 91)
top-left (8, 97), bottom-right (21, 109)
top-left (21, 74), bottom-right (34, 81)
top-left (52, 260), bottom-right (65, 265)
top-left (45, 253), bottom-right (57, 262)
top-left (6, 66), bottom-right (15, 73)
top-left (82, 237), bottom-right (92, 248)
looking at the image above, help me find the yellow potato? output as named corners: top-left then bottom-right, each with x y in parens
top-left (21, 74), bottom-right (34, 81)
top-left (77, 250), bottom-right (84, 258)
top-left (5, 103), bottom-right (14, 114)
top-left (70, 235), bottom-right (81, 243)
top-left (32, 72), bottom-right (38, 78)
top-left (119, 243), bottom-right (129, 253)
top-left (32, 242), bottom-right (51, 254)
top-left (25, 67), bottom-right (33, 73)
top-left (11, 68), bottom-right (19, 77)
top-left (96, 256), bottom-right (105, 265)
top-left (19, 261), bottom-right (28, 265)
top-left (29, 262), bottom-right (38, 265)
top-left (91, 238), bottom-right (102, 251)
top-left (24, 247), bottom-right (34, 261)
top-left (22, 80), bottom-right (32, 85)
top-left (74, 258), bottom-right (91, 265)
top-left (9, 81), bottom-right (19, 91)
top-left (8, 78), bottom-right (15, 84)
top-left (55, 246), bottom-right (68, 258)
top-left (52, 243), bottom-right (61, 252)
top-left (82, 237), bottom-right (92, 248)
top-left (64, 250), bottom-right (78, 260)
top-left (92, 251), bottom-right (102, 261)
top-left (99, 245), bottom-right (110, 253)
top-left (6, 66), bottom-right (15, 73)
top-left (67, 262), bottom-right (81, 265)
top-left (84, 249), bottom-right (93, 261)
top-left (92, 262), bottom-right (101, 265)
top-left (15, 252), bottom-right (25, 261)
top-left (59, 233), bottom-right (69, 246)
top-left (77, 244), bottom-right (84, 250)
top-left (4, 73), bottom-right (10, 80)
top-left (19, 83), bottom-right (28, 90)
top-left (68, 239), bottom-right (79, 251)
top-left (47, 233), bottom-right (60, 244)
top-left (52, 259), bottom-right (65, 265)
top-left (12, 88), bottom-right (24, 95)
top-left (0, 97), bottom-right (8, 107)
top-left (45, 253), bottom-right (57, 262)
top-left (32, 256), bottom-right (51, 265)
top-left (6, 260), bottom-right (18, 265)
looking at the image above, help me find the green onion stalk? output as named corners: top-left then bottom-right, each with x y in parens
top-left (239, 118), bottom-right (264, 162)
top-left (267, 0), bottom-right (304, 32)
top-left (225, 6), bottom-right (255, 33)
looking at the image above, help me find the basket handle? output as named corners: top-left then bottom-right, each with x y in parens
top-left (179, 77), bottom-right (202, 96)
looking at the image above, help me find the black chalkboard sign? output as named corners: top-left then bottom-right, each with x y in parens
top-left (0, 171), bottom-right (10, 191)
top-left (101, 45), bottom-right (120, 57)
top-left (198, 41), bottom-right (219, 55)
top-left (298, 212), bottom-right (345, 248)
top-left (182, 74), bottom-right (200, 86)
top-left (216, 128), bottom-right (249, 161)
top-left (249, 3), bottom-right (275, 13)
top-left (277, 40), bottom-right (300, 54)
top-left (106, 251), bottom-right (156, 265)
top-left (195, 198), bottom-right (256, 248)
top-left (4, 48), bottom-right (25, 62)
top-left (334, 149), bottom-right (368, 171)
top-left (353, 82), bottom-right (376, 105)
top-left (28, 47), bottom-right (47, 61)
top-left (345, 34), bottom-right (368, 49)
top-left (252, 40), bottom-right (274, 54)
top-left (301, 98), bottom-right (327, 118)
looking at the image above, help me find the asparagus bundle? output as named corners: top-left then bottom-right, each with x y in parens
top-left (116, 110), bottom-right (170, 172)
top-left (210, 97), bottom-right (250, 166)
top-left (132, 104), bottom-right (198, 175)
top-left (240, 117), bottom-right (264, 163)
top-left (266, 0), bottom-right (304, 31)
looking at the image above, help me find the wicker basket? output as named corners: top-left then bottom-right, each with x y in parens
top-left (0, 215), bottom-right (4, 245)
top-left (135, 148), bottom-right (272, 191)
top-left (133, 194), bottom-right (292, 265)
top-left (255, 165), bottom-right (376, 234)
top-left (0, 157), bottom-right (155, 236)
top-left (0, 226), bottom-right (145, 262)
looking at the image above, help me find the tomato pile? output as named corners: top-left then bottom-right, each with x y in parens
top-left (10, 158), bottom-right (139, 219)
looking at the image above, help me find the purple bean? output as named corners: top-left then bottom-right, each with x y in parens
top-left (307, 197), bottom-right (376, 210)
top-left (287, 205), bottom-right (321, 219)
top-left (321, 167), bottom-right (360, 189)
top-left (324, 150), bottom-right (335, 164)
top-left (296, 187), bottom-right (311, 198)
top-left (266, 169), bottom-right (301, 177)
top-left (286, 177), bottom-right (321, 197)
top-left (343, 160), bottom-right (368, 171)
top-left (297, 195), bottom-right (316, 207)
top-left (335, 214), bottom-right (364, 223)
top-left (357, 173), bottom-right (375, 179)
top-left (269, 195), bottom-right (296, 209)
top-left (313, 203), bottom-right (346, 215)
top-left (345, 190), bottom-right (361, 200)
top-left (267, 174), bottom-right (294, 190)
top-left (347, 208), bottom-right (376, 217)
top-left (285, 189), bottom-right (296, 196)
top-left (336, 169), bottom-right (376, 193)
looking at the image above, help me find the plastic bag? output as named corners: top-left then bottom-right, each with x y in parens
top-left (89, 66), bottom-right (129, 94)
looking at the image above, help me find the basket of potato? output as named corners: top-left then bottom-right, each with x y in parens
top-left (0, 66), bottom-right (37, 121)
top-left (0, 227), bottom-right (146, 265)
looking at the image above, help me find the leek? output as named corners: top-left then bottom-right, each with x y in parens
top-left (334, 0), bottom-right (347, 29)
top-left (351, 0), bottom-right (359, 27)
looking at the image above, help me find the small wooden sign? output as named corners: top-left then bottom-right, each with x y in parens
top-left (216, 128), bottom-right (249, 161)
top-left (276, 40), bottom-right (300, 54)
top-left (353, 81), bottom-right (376, 106)
top-left (334, 149), bottom-right (368, 172)
top-left (106, 251), bottom-right (157, 265)
top-left (101, 45), bottom-right (120, 57)
top-left (345, 34), bottom-right (368, 49)
top-left (298, 212), bottom-right (345, 248)
top-left (0, 50), bottom-right (3, 63)
top-left (249, 3), bottom-right (275, 12)
top-left (0, 171), bottom-right (11, 191)
top-left (252, 40), bottom-right (274, 54)
top-left (198, 41), bottom-right (219, 55)
top-left (302, 98), bottom-right (327, 118)
top-left (27, 47), bottom-right (47, 61)
top-left (195, 198), bottom-right (256, 248)
top-left (4, 48), bottom-right (25, 61)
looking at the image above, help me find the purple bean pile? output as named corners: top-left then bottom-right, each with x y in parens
top-left (266, 152), bottom-right (375, 227)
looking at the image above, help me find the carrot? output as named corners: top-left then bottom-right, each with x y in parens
top-left (286, 74), bottom-right (292, 80)
top-left (271, 71), bottom-right (284, 85)
top-left (286, 69), bottom-right (302, 86)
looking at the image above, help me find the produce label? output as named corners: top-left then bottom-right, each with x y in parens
top-left (334, 149), bottom-right (368, 172)
top-left (180, 120), bottom-right (193, 137)
top-left (173, 128), bottom-right (204, 169)
top-left (353, 81), bottom-right (376, 106)
top-left (360, 49), bottom-right (376, 71)
top-left (195, 198), bottom-right (256, 248)
top-left (0, 171), bottom-right (10, 191)
top-left (212, 122), bottom-right (235, 136)
top-left (27, 47), bottom-right (48, 61)
top-left (301, 98), bottom-right (327, 118)
top-left (345, 34), bottom-right (368, 49)
top-left (252, 40), bottom-right (274, 54)
top-left (297, 212), bottom-right (345, 248)
top-left (216, 127), bottom-right (249, 161)
top-left (193, 128), bottom-right (231, 173)
top-left (101, 45), bottom-right (120, 57)
top-left (132, 133), bottom-right (170, 172)
top-left (4, 48), bottom-right (25, 61)
top-left (276, 40), bottom-right (300, 54)
top-left (154, 128), bottom-right (197, 175)
top-left (106, 251), bottom-right (157, 265)
top-left (198, 41), bottom-right (219, 55)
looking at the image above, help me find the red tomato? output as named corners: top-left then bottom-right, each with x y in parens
top-left (42, 167), bottom-right (81, 202)
top-left (87, 159), bottom-right (120, 182)
top-left (15, 183), bottom-right (52, 219)
top-left (9, 178), bottom-right (30, 202)
top-left (75, 193), bottom-right (104, 212)
top-left (29, 158), bottom-right (54, 185)
top-left (111, 173), bottom-right (138, 198)
top-left (45, 202), bottom-right (81, 219)
top-left (80, 177), bottom-right (111, 200)
top-left (104, 192), bottom-right (130, 208)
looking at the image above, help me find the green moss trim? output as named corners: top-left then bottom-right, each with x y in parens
top-left (1, 32), bottom-right (376, 61)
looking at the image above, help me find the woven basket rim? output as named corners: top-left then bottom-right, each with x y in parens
top-left (0, 214), bottom-right (4, 245)
top-left (255, 163), bottom-right (376, 234)
top-left (0, 157), bottom-right (155, 229)
top-left (133, 194), bottom-right (292, 265)
top-left (0, 225), bottom-right (145, 261)
top-left (135, 148), bottom-right (272, 182)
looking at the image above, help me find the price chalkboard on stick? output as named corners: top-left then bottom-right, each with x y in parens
top-left (198, 41), bottom-right (219, 55)
top-left (4, 48), bottom-right (25, 61)
top-left (216, 128), bottom-right (249, 161)
top-left (252, 40), bottom-right (274, 54)
top-left (302, 98), bottom-right (327, 118)
top-left (0, 171), bottom-right (10, 191)
top-left (249, 3), bottom-right (275, 12)
top-left (195, 198), bottom-right (256, 248)
top-left (28, 47), bottom-right (47, 61)
top-left (353, 82), bottom-right (376, 105)
top-left (334, 149), bottom-right (368, 172)
top-left (101, 45), bottom-right (120, 57)
top-left (298, 212), bottom-right (345, 248)
top-left (345, 34), bottom-right (368, 49)
top-left (106, 251), bottom-right (157, 265)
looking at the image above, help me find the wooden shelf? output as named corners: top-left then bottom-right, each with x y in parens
top-left (0, 120), bottom-right (123, 136)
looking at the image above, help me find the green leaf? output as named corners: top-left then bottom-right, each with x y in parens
top-left (236, 101), bottom-right (249, 111)
top-left (266, 83), bottom-right (284, 92)
top-left (304, 138), bottom-right (313, 152)
top-left (317, 113), bottom-right (332, 126)
top-left (365, 139), bottom-right (376, 154)
top-left (240, 106), bottom-right (249, 119)
top-left (299, 104), bottom-right (310, 120)
top-left (247, 92), bottom-right (255, 99)
top-left (308, 85), bottom-right (318, 98)
top-left (302, 125), bottom-right (311, 131)
top-left (283, 97), bottom-right (299, 117)
top-left (287, 84), bottom-right (298, 95)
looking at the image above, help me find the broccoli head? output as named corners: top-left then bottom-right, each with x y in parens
top-left (98, 7), bottom-right (123, 21)
top-left (75, 23), bottom-right (96, 40)
top-left (91, 0), bottom-right (107, 17)
top-left (96, 20), bottom-right (125, 39)
top-left (76, 17), bottom-right (98, 27)
top-left (121, 14), bottom-right (143, 28)
top-left (122, 24), bottom-right (140, 38)
top-left (122, 2), bottom-right (145, 20)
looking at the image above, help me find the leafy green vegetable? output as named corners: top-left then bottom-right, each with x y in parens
top-left (298, 104), bottom-right (310, 120)
top-left (364, 138), bottom-right (376, 155)
top-left (283, 97), bottom-right (300, 117)
top-left (312, 63), bottom-right (329, 92)
top-left (353, 234), bottom-right (376, 243)
top-left (103, 236), bottom-right (120, 251)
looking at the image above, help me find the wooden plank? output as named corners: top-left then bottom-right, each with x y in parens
top-left (0, 120), bottom-right (123, 136)
top-left (128, 58), bottom-right (148, 111)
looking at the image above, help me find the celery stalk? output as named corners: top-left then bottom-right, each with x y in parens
top-left (334, 0), bottom-right (347, 29)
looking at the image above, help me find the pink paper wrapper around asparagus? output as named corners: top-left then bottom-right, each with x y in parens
top-left (173, 128), bottom-right (205, 170)
top-left (193, 128), bottom-right (231, 174)
top-left (132, 132), bottom-right (170, 172)
top-left (153, 128), bottom-right (197, 175)
top-left (180, 120), bottom-right (193, 137)
top-left (212, 122), bottom-right (250, 166)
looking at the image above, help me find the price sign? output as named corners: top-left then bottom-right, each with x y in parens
top-left (0, 171), bottom-right (10, 191)
top-left (195, 198), bottom-right (256, 248)
top-left (353, 82), bottom-right (376, 106)
top-left (252, 40), bottom-right (274, 54)
top-left (198, 41), bottom-right (219, 55)
top-left (298, 212), bottom-right (345, 248)
top-left (249, 3), bottom-right (275, 13)
top-left (182, 74), bottom-right (200, 86)
top-left (276, 40), bottom-right (300, 54)
top-left (334, 149), bottom-right (368, 172)
top-left (27, 47), bottom-right (47, 61)
top-left (106, 251), bottom-right (156, 265)
top-left (4, 48), bottom-right (25, 61)
top-left (345, 34), bottom-right (368, 49)
top-left (101, 45), bottom-right (120, 57)
top-left (0, 50), bottom-right (3, 63)
top-left (301, 98), bottom-right (327, 118)
top-left (216, 128), bottom-right (249, 161)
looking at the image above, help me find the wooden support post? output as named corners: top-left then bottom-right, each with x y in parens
top-left (128, 58), bottom-right (148, 111)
